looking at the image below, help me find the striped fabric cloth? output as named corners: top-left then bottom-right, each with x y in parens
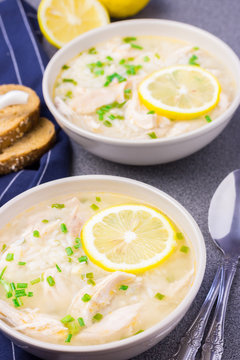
top-left (0, 0), bottom-right (71, 208)
top-left (0, 0), bottom-right (70, 359)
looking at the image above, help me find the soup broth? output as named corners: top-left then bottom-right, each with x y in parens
top-left (0, 192), bottom-right (195, 345)
top-left (54, 35), bottom-right (235, 140)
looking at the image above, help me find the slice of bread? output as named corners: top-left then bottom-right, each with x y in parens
top-left (0, 117), bottom-right (56, 175)
top-left (0, 84), bottom-right (40, 151)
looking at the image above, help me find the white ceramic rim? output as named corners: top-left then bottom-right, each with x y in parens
top-left (43, 19), bottom-right (240, 147)
top-left (0, 175), bottom-right (206, 353)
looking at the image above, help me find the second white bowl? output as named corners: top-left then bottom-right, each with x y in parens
top-left (43, 19), bottom-right (240, 165)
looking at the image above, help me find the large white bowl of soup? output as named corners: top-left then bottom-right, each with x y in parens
top-left (0, 175), bottom-right (205, 360)
top-left (43, 19), bottom-right (240, 165)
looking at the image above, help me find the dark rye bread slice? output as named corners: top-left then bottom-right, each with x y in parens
top-left (0, 117), bottom-right (56, 175)
top-left (0, 84), bottom-right (40, 151)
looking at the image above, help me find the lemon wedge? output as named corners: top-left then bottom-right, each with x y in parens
top-left (81, 204), bottom-right (176, 273)
top-left (99, 0), bottom-right (150, 18)
top-left (37, 0), bottom-right (110, 48)
top-left (138, 65), bottom-right (221, 120)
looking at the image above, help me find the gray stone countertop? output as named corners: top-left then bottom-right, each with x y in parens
top-left (30, 0), bottom-right (240, 359)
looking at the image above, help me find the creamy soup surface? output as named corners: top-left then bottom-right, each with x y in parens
top-left (54, 35), bottom-right (235, 140)
top-left (0, 192), bottom-right (195, 345)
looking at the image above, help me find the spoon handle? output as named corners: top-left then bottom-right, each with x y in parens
top-left (201, 256), bottom-right (238, 360)
top-left (171, 267), bottom-right (221, 360)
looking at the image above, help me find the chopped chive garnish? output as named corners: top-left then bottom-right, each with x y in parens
top-left (130, 43), bottom-right (143, 50)
top-left (134, 329), bottom-right (144, 335)
top-left (78, 256), bottom-right (88, 264)
top-left (104, 72), bottom-right (126, 87)
top-left (52, 203), bottom-right (65, 209)
top-left (47, 276), bottom-right (55, 287)
top-left (74, 244), bottom-right (81, 249)
top-left (148, 132), bottom-right (157, 139)
top-left (124, 88), bottom-right (131, 94)
top-left (103, 120), bottom-right (112, 127)
top-left (10, 282), bottom-right (16, 291)
top-left (1, 244), bottom-right (7, 252)
top-left (42, 219), bottom-right (49, 223)
top-left (95, 69), bottom-right (104, 76)
top-left (86, 272), bottom-right (93, 279)
top-left (205, 115), bottom-right (212, 123)
top-left (28, 292), bottom-right (33, 297)
top-left (96, 196), bottom-right (101, 202)
top-left (155, 53), bottom-right (160, 59)
top-left (188, 54), bottom-right (199, 66)
top-left (124, 64), bottom-right (142, 75)
top-left (176, 232), bottom-right (184, 240)
top-left (18, 261), bottom-right (26, 266)
top-left (180, 245), bottom-right (190, 253)
top-left (68, 258), bottom-right (72, 263)
top-left (193, 46), bottom-right (199, 50)
top-left (56, 264), bottom-right (62, 272)
top-left (6, 253), bottom-right (14, 262)
top-left (119, 285), bottom-right (128, 291)
top-left (81, 293), bottom-right (91, 302)
top-left (88, 47), bottom-right (97, 54)
top-left (108, 114), bottom-right (116, 120)
top-left (143, 56), bottom-right (150, 62)
top-left (93, 313), bottom-right (103, 322)
top-left (61, 223), bottom-right (68, 233)
top-left (62, 64), bottom-right (69, 70)
top-left (6, 292), bottom-right (12, 298)
top-left (0, 266), bottom-right (7, 280)
top-left (75, 237), bottom-right (81, 243)
top-left (65, 90), bottom-right (73, 99)
top-left (65, 247), bottom-right (73, 256)
top-left (119, 59), bottom-right (126, 65)
top-left (87, 279), bottom-right (96, 286)
top-left (123, 37), bottom-right (137, 43)
top-left (30, 277), bottom-right (40, 285)
top-left (15, 289), bottom-right (26, 297)
top-left (91, 204), bottom-right (99, 211)
top-left (61, 315), bottom-right (75, 324)
top-left (155, 293), bottom-right (165, 300)
top-left (17, 283), bottom-right (28, 289)
top-left (65, 334), bottom-right (72, 343)
top-left (12, 298), bottom-right (21, 307)
top-left (33, 230), bottom-right (40, 238)
top-left (78, 317), bottom-right (85, 327)
top-left (147, 110), bottom-right (155, 114)
top-left (106, 55), bottom-right (113, 61)
top-left (63, 78), bottom-right (77, 85)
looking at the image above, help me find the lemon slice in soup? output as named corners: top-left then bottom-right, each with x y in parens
top-left (138, 65), bottom-right (221, 120)
top-left (81, 204), bottom-right (176, 273)
top-left (37, 0), bottom-right (109, 48)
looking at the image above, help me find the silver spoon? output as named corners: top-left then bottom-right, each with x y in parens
top-left (172, 170), bottom-right (240, 360)
top-left (201, 170), bottom-right (240, 359)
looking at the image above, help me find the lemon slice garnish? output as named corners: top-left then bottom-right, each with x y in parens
top-left (81, 204), bottom-right (176, 273)
top-left (138, 65), bottom-right (221, 120)
top-left (37, 0), bottom-right (110, 48)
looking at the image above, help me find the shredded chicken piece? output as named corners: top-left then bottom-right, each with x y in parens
top-left (69, 271), bottom-right (136, 326)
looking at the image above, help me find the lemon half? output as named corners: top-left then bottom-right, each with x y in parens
top-left (138, 65), bottom-right (221, 120)
top-left (38, 0), bottom-right (109, 48)
top-left (99, 0), bottom-right (150, 18)
top-left (81, 204), bottom-right (176, 273)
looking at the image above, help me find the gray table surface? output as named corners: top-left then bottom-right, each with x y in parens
top-left (30, 0), bottom-right (240, 359)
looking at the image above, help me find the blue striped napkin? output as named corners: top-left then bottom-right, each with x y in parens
top-left (0, 0), bottom-right (71, 208)
top-left (0, 0), bottom-right (70, 358)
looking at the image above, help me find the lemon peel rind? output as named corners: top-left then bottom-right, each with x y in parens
top-left (138, 65), bottom-right (221, 120)
top-left (81, 204), bottom-right (177, 274)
